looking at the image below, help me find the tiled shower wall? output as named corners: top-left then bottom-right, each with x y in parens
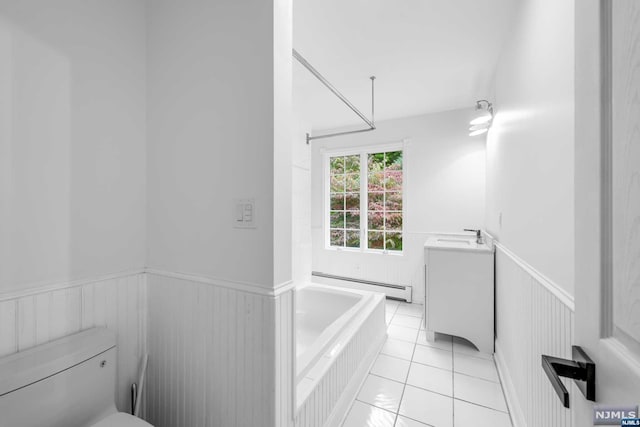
top-left (494, 245), bottom-right (575, 427)
top-left (0, 272), bottom-right (147, 413)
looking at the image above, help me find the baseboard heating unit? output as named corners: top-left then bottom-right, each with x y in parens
top-left (311, 271), bottom-right (412, 303)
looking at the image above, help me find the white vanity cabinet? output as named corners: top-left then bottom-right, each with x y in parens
top-left (423, 236), bottom-right (495, 353)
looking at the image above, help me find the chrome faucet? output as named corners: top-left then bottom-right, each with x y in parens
top-left (464, 228), bottom-right (483, 244)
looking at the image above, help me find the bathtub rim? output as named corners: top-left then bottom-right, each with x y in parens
top-left (294, 282), bottom-right (386, 411)
top-left (295, 283), bottom-right (373, 381)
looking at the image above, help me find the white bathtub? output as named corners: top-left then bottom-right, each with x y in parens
top-left (295, 283), bottom-right (386, 427)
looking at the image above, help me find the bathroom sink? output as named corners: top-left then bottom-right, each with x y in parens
top-left (423, 232), bottom-right (495, 354)
top-left (424, 236), bottom-right (492, 252)
top-left (436, 238), bottom-right (471, 245)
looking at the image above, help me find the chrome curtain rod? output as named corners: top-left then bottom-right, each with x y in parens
top-left (292, 49), bottom-right (376, 144)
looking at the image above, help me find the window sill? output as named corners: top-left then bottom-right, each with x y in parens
top-left (324, 246), bottom-right (404, 256)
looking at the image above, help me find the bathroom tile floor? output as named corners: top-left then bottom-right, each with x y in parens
top-left (341, 299), bottom-right (513, 427)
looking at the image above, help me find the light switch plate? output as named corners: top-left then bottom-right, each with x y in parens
top-left (233, 198), bottom-right (256, 229)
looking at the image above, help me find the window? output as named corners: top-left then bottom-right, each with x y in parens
top-left (329, 155), bottom-right (361, 248)
top-left (328, 148), bottom-right (403, 252)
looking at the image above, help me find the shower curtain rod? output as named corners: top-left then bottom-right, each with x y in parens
top-left (292, 49), bottom-right (376, 144)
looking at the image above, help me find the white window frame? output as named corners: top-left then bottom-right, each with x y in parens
top-left (323, 142), bottom-right (405, 255)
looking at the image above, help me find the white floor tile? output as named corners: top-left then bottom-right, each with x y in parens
top-left (406, 362), bottom-right (453, 396)
top-left (396, 303), bottom-right (424, 318)
top-left (395, 415), bottom-right (431, 427)
top-left (454, 400), bottom-right (512, 427)
top-left (453, 353), bottom-right (499, 382)
top-left (343, 400), bottom-right (396, 427)
top-left (386, 313), bottom-right (394, 326)
top-left (371, 354), bottom-right (411, 383)
top-left (399, 385), bottom-right (453, 427)
top-left (391, 314), bottom-right (423, 329)
top-left (416, 331), bottom-right (453, 351)
top-left (413, 344), bottom-right (453, 370)
top-left (381, 338), bottom-right (416, 361)
top-left (388, 325), bottom-right (419, 343)
top-left (453, 373), bottom-right (508, 412)
top-left (357, 374), bottom-right (405, 412)
top-left (452, 336), bottom-right (493, 360)
top-left (386, 299), bottom-right (400, 309)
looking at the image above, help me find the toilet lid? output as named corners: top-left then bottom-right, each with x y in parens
top-left (90, 412), bottom-right (153, 427)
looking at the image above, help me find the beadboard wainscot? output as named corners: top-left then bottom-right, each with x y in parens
top-left (494, 244), bottom-right (575, 427)
top-left (0, 271), bottom-right (147, 414)
top-left (145, 270), bottom-right (295, 427)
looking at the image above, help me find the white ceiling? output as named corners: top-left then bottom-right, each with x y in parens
top-left (293, 0), bottom-right (518, 131)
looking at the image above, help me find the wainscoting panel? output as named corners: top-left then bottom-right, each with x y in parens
top-left (0, 272), bottom-right (147, 413)
top-left (494, 246), bottom-right (574, 427)
top-left (276, 288), bottom-right (295, 427)
top-left (294, 301), bottom-right (386, 427)
top-left (146, 272), bottom-right (293, 427)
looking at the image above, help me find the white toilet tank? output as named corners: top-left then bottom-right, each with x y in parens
top-left (0, 328), bottom-right (146, 427)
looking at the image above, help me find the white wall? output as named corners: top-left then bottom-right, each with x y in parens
top-left (0, 0), bottom-right (147, 293)
top-left (0, 1), bottom-right (147, 415)
top-left (310, 110), bottom-right (486, 302)
top-left (486, 0), bottom-right (577, 424)
top-left (292, 112), bottom-right (312, 283)
top-left (146, 1), bottom-right (295, 426)
top-left (146, 0), bottom-right (292, 289)
top-left (485, 0), bottom-right (575, 294)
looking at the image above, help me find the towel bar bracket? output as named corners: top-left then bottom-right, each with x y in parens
top-left (541, 345), bottom-right (596, 408)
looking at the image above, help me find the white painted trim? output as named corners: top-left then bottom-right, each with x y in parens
top-left (145, 269), bottom-right (294, 297)
top-left (601, 337), bottom-right (640, 376)
top-left (324, 333), bottom-right (387, 427)
top-left (494, 341), bottom-right (526, 427)
top-left (494, 243), bottom-right (575, 311)
top-left (322, 143), bottom-right (405, 253)
top-left (1, 269), bottom-right (294, 302)
top-left (321, 141), bottom-right (405, 157)
top-left (0, 269), bottom-right (145, 302)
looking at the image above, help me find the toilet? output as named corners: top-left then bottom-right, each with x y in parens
top-left (0, 328), bottom-right (152, 427)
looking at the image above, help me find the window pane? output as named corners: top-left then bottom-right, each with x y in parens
top-left (367, 172), bottom-right (384, 191)
top-left (330, 211), bottom-right (344, 228)
top-left (346, 230), bottom-right (360, 248)
top-left (385, 212), bottom-right (402, 230)
top-left (385, 192), bottom-right (402, 211)
top-left (385, 171), bottom-right (402, 191)
top-left (385, 232), bottom-right (403, 251)
top-left (330, 175), bottom-right (345, 192)
top-left (364, 151), bottom-right (403, 251)
top-left (330, 229), bottom-right (345, 247)
top-left (368, 192), bottom-right (384, 211)
top-left (345, 192), bottom-right (360, 210)
top-left (344, 155), bottom-right (360, 173)
top-left (368, 153), bottom-right (385, 172)
top-left (385, 151), bottom-right (403, 170)
top-left (345, 211), bottom-right (360, 229)
top-left (368, 231), bottom-right (384, 249)
top-left (330, 156), bottom-right (344, 174)
top-left (368, 212), bottom-right (384, 231)
top-left (330, 193), bottom-right (344, 210)
top-left (345, 173), bottom-right (360, 191)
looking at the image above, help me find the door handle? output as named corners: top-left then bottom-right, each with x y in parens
top-left (541, 345), bottom-right (596, 408)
